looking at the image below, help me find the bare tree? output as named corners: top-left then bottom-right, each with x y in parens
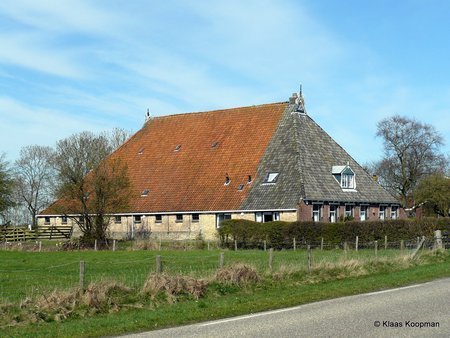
top-left (14, 145), bottom-right (55, 228)
top-left (53, 131), bottom-right (131, 245)
top-left (375, 115), bottom-right (448, 207)
top-left (103, 127), bottom-right (132, 151)
top-left (0, 153), bottom-right (15, 224)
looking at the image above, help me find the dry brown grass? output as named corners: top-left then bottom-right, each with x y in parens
top-left (215, 264), bottom-right (261, 286)
top-left (142, 273), bottom-right (208, 302)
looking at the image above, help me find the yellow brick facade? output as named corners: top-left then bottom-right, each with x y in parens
top-left (37, 210), bottom-right (298, 241)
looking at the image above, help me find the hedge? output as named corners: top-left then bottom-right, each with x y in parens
top-left (218, 218), bottom-right (450, 249)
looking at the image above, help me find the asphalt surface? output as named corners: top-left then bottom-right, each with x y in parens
top-left (119, 277), bottom-right (450, 338)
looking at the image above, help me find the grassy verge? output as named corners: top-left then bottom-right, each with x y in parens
top-left (1, 250), bottom-right (449, 338)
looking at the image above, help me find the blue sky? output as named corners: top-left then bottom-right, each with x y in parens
top-left (1, 0), bottom-right (449, 164)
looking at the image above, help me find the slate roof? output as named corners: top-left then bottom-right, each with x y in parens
top-left (43, 97), bottom-right (399, 215)
top-left (242, 101), bottom-right (399, 209)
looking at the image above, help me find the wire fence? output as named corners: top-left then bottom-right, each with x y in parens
top-left (1, 234), bottom-right (445, 304)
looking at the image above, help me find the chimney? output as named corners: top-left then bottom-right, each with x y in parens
top-left (289, 92), bottom-right (298, 104)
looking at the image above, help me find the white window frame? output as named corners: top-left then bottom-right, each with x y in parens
top-left (329, 205), bottom-right (337, 223)
top-left (216, 213), bottom-right (231, 228)
top-left (341, 174), bottom-right (354, 189)
top-left (391, 206), bottom-right (398, 219)
top-left (255, 211), bottom-right (280, 223)
top-left (360, 206), bottom-right (367, 222)
top-left (313, 205), bottom-right (321, 222)
top-left (379, 206), bottom-right (386, 220)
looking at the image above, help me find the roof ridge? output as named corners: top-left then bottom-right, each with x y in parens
top-left (149, 101), bottom-right (288, 120)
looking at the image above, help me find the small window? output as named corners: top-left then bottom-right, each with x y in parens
top-left (138, 148), bottom-right (144, 155)
top-left (264, 172), bottom-right (279, 184)
top-left (61, 216), bottom-right (67, 224)
top-left (174, 144), bottom-right (181, 152)
top-left (192, 213), bottom-right (200, 222)
top-left (224, 174), bottom-right (231, 186)
top-left (216, 213), bottom-right (231, 228)
top-left (141, 189), bottom-right (149, 197)
top-left (44, 217), bottom-right (50, 225)
top-left (237, 184), bottom-right (244, 191)
top-left (329, 205), bottom-right (338, 223)
top-left (360, 206), bottom-right (368, 221)
top-left (313, 205), bottom-right (321, 222)
top-left (247, 175), bottom-right (252, 184)
top-left (379, 206), bottom-right (386, 220)
top-left (211, 141), bottom-right (219, 149)
top-left (78, 216), bottom-right (84, 223)
top-left (114, 215), bottom-right (121, 224)
top-left (345, 205), bottom-right (353, 217)
top-left (134, 215), bottom-right (142, 223)
top-left (154, 214), bottom-right (162, 223)
top-left (255, 212), bottom-right (280, 223)
top-left (175, 214), bottom-right (183, 222)
top-left (391, 206), bottom-right (398, 219)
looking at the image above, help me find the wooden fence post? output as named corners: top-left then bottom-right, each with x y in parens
top-left (355, 236), bottom-right (359, 251)
top-left (112, 239), bottom-right (116, 251)
top-left (320, 237), bottom-right (324, 251)
top-left (159, 237), bottom-right (162, 251)
top-left (207, 240), bottom-right (210, 251)
top-left (374, 241), bottom-right (378, 257)
top-left (307, 245), bottom-right (312, 273)
top-left (268, 248), bottom-right (273, 271)
top-left (263, 240), bottom-right (267, 252)
top-left (293, 237), bottom-right (296, 251)
top-left (384, 236), bottom-right (388, 250)
top-left (219, 252), bottom-right (224, 268)
top-left (234, 240), bottom-right (238, 252)
top-left (79, 261), bottom-right (85, 291)
top-left (94, 239), bottom-right (97, 251)
top-left (39, 241), bottom-right (42, 252)
top-left (156, 255), bottom-right (162, 273)
top-left (417, 237), bottom-right (420, 248)
top-left (400, 240), bottom-right (404, 251)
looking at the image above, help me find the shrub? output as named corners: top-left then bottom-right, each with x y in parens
top-left (219, 218), bottom-right (447, 248)
top-left (215, 264), bottom-right (261, 286)
top-left (142, 273), bottom-right (208, 302)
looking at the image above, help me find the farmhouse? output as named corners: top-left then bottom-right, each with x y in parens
top-left (38, 92), bottom-right (403, 239)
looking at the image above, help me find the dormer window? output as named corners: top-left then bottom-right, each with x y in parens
top-left (237, 184), bottom-right (244, 191)
top-left (141, 189), bottom-right (149, 197)
top-left (264, 172), bottom-right (279, 184)
top-left (247, 175), bottom-right (252, 184)
top-left (332, 165), bottom-right (356, 190)
top-left (174, 144), bottom-right (181, 152)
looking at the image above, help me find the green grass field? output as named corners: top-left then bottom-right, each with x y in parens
top-left (1, 247), bottom-right (449, 338)
top-left (0, 246), bottom-right (417, 303)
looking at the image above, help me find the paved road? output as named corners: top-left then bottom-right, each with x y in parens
top-left (120, 278), bottom-right (450, 338)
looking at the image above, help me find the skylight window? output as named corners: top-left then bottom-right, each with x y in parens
top-left (264, 172), bottom-right (279, 184)
top-left (138, 148), bottom-right (144, 155)
top-left (237, 184), bottom-right (244, 191)
top-left (174, 145), bottom-right (181, 152)
top-left (211, 141), bottom-right (219, 149)
top-left (247, 175), bottom-right (252, 184)
top-left (224, 174), bottom-right (231, 186)
top-left (141, 189), bottom-right (149, 197)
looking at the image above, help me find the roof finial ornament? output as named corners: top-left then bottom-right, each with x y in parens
top-left (145, 108), bottom-right (151, 123)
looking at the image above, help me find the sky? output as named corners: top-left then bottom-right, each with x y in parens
top-left (1, 0), bottom-right (449, 165)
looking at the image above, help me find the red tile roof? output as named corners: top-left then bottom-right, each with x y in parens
top-left (46, 102), bottom-right (288, 214)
